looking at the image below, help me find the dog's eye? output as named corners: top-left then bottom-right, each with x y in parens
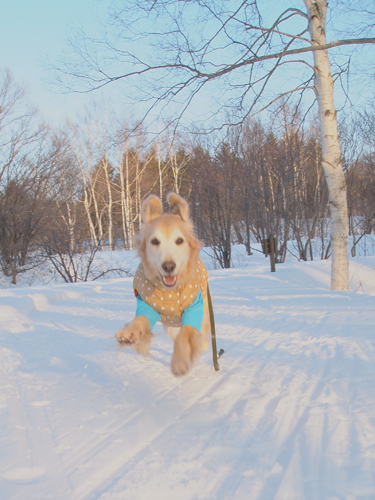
top-left (151, 238), bottom-right (160, 246)
top-left (175, 237), bottom-right (184, 245)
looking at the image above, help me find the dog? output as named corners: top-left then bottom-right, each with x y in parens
top-left (116, 193), bottom-right (211, 376)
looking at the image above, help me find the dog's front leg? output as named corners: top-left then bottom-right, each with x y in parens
top-left (116, 315), bottom-right (152, 356)
top-left (171, 325), bottom-right (202, 376)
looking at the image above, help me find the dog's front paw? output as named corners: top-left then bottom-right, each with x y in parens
top-left (116, 326), bottom-right (141, 345)
top-left (171, 326), bottom-right (202, 376)
top-left (171, 353), bottom-right (192, 376)
top-left (116, 316), bottom-right (152, 356)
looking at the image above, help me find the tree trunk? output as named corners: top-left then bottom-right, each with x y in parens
top-left (157, 146), bottom-right (164, 200)
top-left (135, 156), bottom-right (142, 233)
top-left (171, 152), bottom-right (180, 194)
top-left (304, 0), bottom-right (349, 291)
top-left (103, 159), bottom-right (114, 251)
top-left (119, 148), bottom-right (134, 250)
top-left (66, 202), bottom-right (76, 250)
top-left (89, 171), bottom-right (103, 248)
top-left (79, 166), bottom-right (97, 246)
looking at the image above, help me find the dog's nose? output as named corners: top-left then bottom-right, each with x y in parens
top-left (162, 261), bottom-right (176, 274)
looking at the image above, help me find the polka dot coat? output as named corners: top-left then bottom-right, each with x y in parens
top-left (133, 259), bottom-right (208, 327)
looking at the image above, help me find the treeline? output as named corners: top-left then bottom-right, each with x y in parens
top-left (1, 70), bottom-right (375, 284)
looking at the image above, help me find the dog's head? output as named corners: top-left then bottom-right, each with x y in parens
top-left (135, 193), bottom-right (202, 288)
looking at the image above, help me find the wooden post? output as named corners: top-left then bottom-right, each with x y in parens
top-left (269, 233), bottom-right (276, 272)
top-left (261, 238), bottom-right (269, 256)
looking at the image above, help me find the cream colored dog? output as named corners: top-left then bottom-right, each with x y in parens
top-left (117, 193), bottom-right (210, 376)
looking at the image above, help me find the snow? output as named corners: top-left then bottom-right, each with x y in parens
top-left (1, 250), bottom-right (375, 499)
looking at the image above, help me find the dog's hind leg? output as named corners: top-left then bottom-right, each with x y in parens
top-left (170, 325), bottom-right (202, 376)
top-left (116, 315), bottom-right (153, 356)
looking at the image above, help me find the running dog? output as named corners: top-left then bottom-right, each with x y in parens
top-left (116, 193), bottom-right (210, 376)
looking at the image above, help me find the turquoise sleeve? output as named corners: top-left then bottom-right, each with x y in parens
top-left (135, 295), bottom-right (161, 331)
top-left (181, 290), bottom-right (204, 331)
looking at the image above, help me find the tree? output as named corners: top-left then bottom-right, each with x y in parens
top-left (0, 71), bottom-right (57, 284)
top-left (303, 0), bottom-right (350, 289)
top-left (192, 140), bottom-right (239, 268)
top-left (0, 135), bottom-right (61, 284)
top-left (343, 110), bottom-right (375, 256)
top-left (57, 0), bottom-right (375, 290)
top-left (0, 69), bottom-right (44, 184)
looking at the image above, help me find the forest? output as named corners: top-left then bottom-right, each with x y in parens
top-left (1, 69), bottom-right (375, 284)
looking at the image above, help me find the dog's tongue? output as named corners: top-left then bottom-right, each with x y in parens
top-left (163, 275), bottom-right (176, 286)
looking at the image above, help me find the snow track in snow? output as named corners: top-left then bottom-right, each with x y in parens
top-left (1, 256), bottom-right (375, 499)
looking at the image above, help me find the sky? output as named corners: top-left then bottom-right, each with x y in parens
top-left (0, 0), bottom-right (110, 125)
top-left (0, 1), bottom-right (374, 130)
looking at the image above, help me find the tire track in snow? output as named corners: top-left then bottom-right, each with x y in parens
top-left (70, 367), bottom-right (231, 500)
top-left (67, 322), bottom-right (266, 498)
top-left (0, 349), bottom-right (73, 500)
top-left (88, 327), bottom-right (291, 500)
top-left (256, 364), bottom-right (330, 500)
top-left (62, 378), bottom-right (185, 477)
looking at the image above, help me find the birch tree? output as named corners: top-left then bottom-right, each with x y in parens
top-left (69, 123), bottom-right (101, 246)
top-left (168, 147), bottom-right (188, 195)
top-left (117, 134), bottom-right (134, 250)
top-left (303, 0), bottom-right (349, 288)
top-left (115, 124), bottom-right (155, 248)
top-left (90, 124), bottom-right (115, 252)
top-left (58, 0), bottom-right (375, 289)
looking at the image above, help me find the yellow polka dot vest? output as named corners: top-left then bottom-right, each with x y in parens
top-left (133, 259), bottom-right (208, 327)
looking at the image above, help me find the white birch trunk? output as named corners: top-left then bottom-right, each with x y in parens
top-left (66, 202), bottom-right (76, 250)
top-left (70, 121), bottom-right (102, 249)
top-left (135, 159), bottom-right (142, 232)
top-left (172, 153), bottom-right (179, 194)
top-left (155, 139), bottom-right (167, 200)
top-left (83, 186), bottom-right (97, 245)
top-left (75, 155), bottom-right (97, 246)
top-left (103, 159), bottom-right (114, 251)
top-left (89, 113), bottom-right (112, 251)
top-left (267, 170), bottom-right (276, 216)
top-left (119, 146), bottom-right (134, 250)
top-left (304, 0), bottom-right (349, 291)
top-left (119, 151), bottom-right (129, 249)
top-left (89, 170), bottom-right (103, 247)
top-left (157, 149), bottom-right (163, 200)
top-left (169, 148), bottom-right (186, 195)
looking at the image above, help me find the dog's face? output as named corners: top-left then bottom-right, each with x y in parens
top-left (135, 193), bottom-right (202, 288)
top-left (143, 215), bottom-right (192, 288)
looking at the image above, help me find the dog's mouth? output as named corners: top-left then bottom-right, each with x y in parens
top-left (162, 275), bottom-right (177, 287)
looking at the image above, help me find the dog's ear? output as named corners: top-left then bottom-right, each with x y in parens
top-left (167, 192), bottom-right (190, 222)
top-left (141, 195), bottom-right (163, 223)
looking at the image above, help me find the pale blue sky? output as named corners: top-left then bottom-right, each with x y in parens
top-left (0, 0), bottom-right (109, 124)
top-left (0, 1), bottom-right (373, 128)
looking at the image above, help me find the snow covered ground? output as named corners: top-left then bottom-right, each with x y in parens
top-left (1, 250), bottom-right (375, 500)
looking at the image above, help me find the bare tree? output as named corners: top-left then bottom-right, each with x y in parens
top-left (115, 123), bottom-right (156, 249)
top-left (68, 121), bottom-right (102, 246)
top-left (0, 134), bottom-right (62, 284)
top-left (0, 71), bottom-right (59, 284)
top-left (55, 0), bottom-right (375, 290)
top-left (0, 69), bottom-right (45, 184)
top-left (193, 140), bottom-right (239, 268)
top-left (303, 0), bottom-right (349, 288)
top-left (343, 111), bottom-right (375, 256)
top-left (68, 111), bottom-right (118, 251)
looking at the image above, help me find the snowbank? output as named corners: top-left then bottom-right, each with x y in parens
top-left (1, 255), bottom-right (375, 499)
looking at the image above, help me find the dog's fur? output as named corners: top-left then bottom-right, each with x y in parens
top-left (116, 193), bottom-right (210, 376)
